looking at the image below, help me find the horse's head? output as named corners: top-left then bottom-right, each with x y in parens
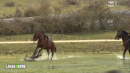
top-left (115, 30), bottom-right (129, 40)
top-left (33, 33), bottom-right (38, 41)
top-left (115, 30), bottom-right (123, 40)
top-left (33, 32), bottom-right (43, 41)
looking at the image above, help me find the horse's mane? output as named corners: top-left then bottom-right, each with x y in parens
top-left (120, 30), bottom-right (130, 37)
top-left (35, 31), bottom-right (45, 36)
top-left (40, 31), bottom-right (45, 36)
top-left (121, 30), bottom-right (129, 35)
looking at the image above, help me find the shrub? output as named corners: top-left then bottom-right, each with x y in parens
top-left (23, 8), bottom-right (37, 17)
top-left (4, 2), bottom-right (14, 7)
top-left (120, 0), bottom-right (130, 7)
top-left (37, 2), bottom-right (51, 16)
top-left (64, 0), bottom-right (80, 5)
top-left (81, 0), bottom-right (112, 30)
top-left (1, 0), bottom-right (130, 35)
top-left (14, 8), bottom-right (22, 18)
top-left (0, 20), bottom-right (21, 35)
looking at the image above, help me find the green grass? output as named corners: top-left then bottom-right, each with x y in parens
top-left (0, 42), bottom-right (124, 55)
top-left (0, 30), bottom-right (118, 41)
top-left (0, 0), bottom-right (43, 17)
top-left (0, 53), bottom-right (130, 73)
top-left (0, 31), bottom-right (129, 73)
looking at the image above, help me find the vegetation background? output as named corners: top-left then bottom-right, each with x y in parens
top-left (0, 0), bottom-right (130, 35)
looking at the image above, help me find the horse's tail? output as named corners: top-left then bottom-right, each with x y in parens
top-left (55, 47), bottom-right (56, 52)
top-left (128, 39), bottom-right (130, 55)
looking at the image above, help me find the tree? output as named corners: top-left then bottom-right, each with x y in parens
top-left (86, 0), bottom-right (112, 30)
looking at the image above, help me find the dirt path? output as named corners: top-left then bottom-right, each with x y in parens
top-left (0, 39), bottom-right (122, 44)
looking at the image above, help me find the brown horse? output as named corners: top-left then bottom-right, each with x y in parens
top-left (31, 32), bottom-right (56, 60)
top-left (115, 30), bottom-right (130, 59)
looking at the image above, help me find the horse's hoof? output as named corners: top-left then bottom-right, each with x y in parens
top-left (39, 54), bottom-right (42, 56)
top-left (122, 58), bottom-right (125, 60)
top-left (31, 56), bottom-right (35, 59)
top-left (36, 56), bottom-right (39, 58)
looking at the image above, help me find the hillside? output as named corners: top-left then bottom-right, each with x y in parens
top-left (0, 0), bottom-right (128, 18)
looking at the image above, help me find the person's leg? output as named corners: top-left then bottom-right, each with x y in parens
top-left (48, 37), bottom-right (50, 46)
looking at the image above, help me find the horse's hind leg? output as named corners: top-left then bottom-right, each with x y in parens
top-left (50, 48), bottom-right (54, 60)
top-left (51, 52), bottom-right (54, 60)
top-left (46, 49), bottom-right (50, 59)
top-left (123, 48), bottom-right (127, 59)
top-left (50, 42), bottom-right (56, 60)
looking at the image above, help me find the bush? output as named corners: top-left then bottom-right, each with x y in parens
top-left (14, 8), bottom-right (22, 18)
top-left (1, 0), bottom-right (130, 35)
top-left (4, 2), bottom-right (14, 7)
top-left (81, 0), bottom-right (112, 30)
top-left (37, 2), bottom-right (51, 16)
top-left (64, 0), bottom-right (80, 5)
top-left (23, 8), bottom-right (37, 17)
top-left (28, 0), bottom-right (113, 33)
top-left (120, 0), bottom-right (130, 7)
top-left (0, 20), bottom-right (21, 35)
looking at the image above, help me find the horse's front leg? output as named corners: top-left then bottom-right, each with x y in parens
top-left (123, 48), bottom-right (127, 59)
top-left (36, 48), bottom-right (43, 58)
top-left (31, 47), bottom-right (38, 59)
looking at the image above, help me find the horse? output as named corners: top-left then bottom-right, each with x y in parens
top-left (115, 30), bottom-right (130, 59)
top-left (31, 32), bottom-right (56, 60)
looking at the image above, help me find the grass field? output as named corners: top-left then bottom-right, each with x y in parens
top-left (0, 42), bottom-right (130, 73)
top-left (0, 30), bottom-right (118, 41)
top-left (0, 42), bottom-right (124, 55)
top-left (0, 53), bottom-right (130, 73)
top-left (0, 31), bottom-right (130, 73)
